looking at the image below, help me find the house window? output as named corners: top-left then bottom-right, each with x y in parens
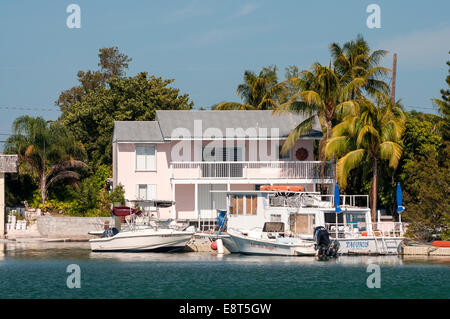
top-left (136, 145), bottom-right (156, 171)
top-left (278, 145), bottom-right (291, 160)
top-left (135, 184), bottom-right (157, 200)
top-left (230, 194), bottom-right (257, 215)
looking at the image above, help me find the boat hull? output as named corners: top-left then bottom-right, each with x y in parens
top-left (89, 229), bottom-right (194, 252)
top-left (337, 237), bottom-right (404, 255)
top-left (228, 232), bottom-right (316, 256)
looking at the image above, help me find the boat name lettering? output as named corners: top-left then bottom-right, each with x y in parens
top-left (345, 241), bottom-right (369, 249)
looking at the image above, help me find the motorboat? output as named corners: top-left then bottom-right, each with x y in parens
top-left (227, 223), bottom-right (316, 256)
top-left (207, 188), bottom-right (405, 255)
top-left (89, 200), bottom-right (195, 252)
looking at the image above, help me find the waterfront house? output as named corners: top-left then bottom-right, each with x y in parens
top-left (112, 110), bottom-right (335, 224)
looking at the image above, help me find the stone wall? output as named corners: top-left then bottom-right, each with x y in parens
top-left (403, 245), bottom-right (450, 256)
top-left (37, 216), bottom-right (112, 239)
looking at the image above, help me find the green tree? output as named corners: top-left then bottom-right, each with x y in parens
top-left (274, 63), bottom-right (359, 155)
top-left (215, 65), bottom-right (285, 110)
top-left (275, 36), bottom-right (390, 157)
top-left (330, 34), bottom-right (390, 100)
top-left (431, 52), bottom-right (450, 141)
top-left (325, 98), bottom-right (405, 221)
top-left (4, 116), bottom-right (88, 204)
top-left (60, 73), bottom-right (192, 167)
top-left (56, 47), bottom-right (132, 113)
top-left (401, 148), bottom-right (450, 241)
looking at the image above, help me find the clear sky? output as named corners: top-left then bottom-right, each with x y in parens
top-left (0, 0), bottom-right (449, 144)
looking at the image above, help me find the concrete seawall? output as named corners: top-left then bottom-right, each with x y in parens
top-left (37, 216), bottom-right (111, 240)
top-left (403, 245), bottom-right (450, 256)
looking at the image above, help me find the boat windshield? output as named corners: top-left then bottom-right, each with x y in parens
top-left (262, 222), bottom-right (284, 233)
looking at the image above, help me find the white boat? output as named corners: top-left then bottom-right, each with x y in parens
top-left (89, 200), bottom-right (194, 252)
top-left (210, 189), bottom-right (405, 255)
top-left (90, 227), bottom-right (194, 252)
top-left (227, 227), bottom-right (316, 256)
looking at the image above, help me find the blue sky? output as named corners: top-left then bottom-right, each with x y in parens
top-left (0, 0), bottom-right (449, 144)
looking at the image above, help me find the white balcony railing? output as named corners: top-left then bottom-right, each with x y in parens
top-left (170, 161), bottom-right (334, 180)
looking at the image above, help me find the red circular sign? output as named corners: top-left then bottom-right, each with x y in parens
top-left (295, 147), bottom-right (308, 161)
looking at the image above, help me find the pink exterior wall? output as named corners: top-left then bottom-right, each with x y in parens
top-left (116, 143), bottom-right (173, 219)
top-left (174, 184), bottom-right (196, 219)
top-left (115, 138), bottom-right (317, 220)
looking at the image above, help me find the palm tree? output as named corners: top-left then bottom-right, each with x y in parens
top-left (325, 98), bottom-right (405, 221)
top-left (273, 63), bottom-right (359, 155)
top-left (329, 34), bottom-right (390, 100)
top-left (215, 65), bottom-right (285, 110)
top-left (4, 116), bottom-right (88, 205)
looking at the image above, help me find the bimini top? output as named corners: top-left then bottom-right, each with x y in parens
top-left (111, 206), bottom-right (142, 216)
top-left (127, 199), bottom-right (175, 208)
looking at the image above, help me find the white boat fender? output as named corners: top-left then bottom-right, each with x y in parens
top-left (217, 239), bottom-right (224, 254)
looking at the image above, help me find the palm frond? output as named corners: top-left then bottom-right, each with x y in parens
top-left (336, 149), bottom-right (366, 188)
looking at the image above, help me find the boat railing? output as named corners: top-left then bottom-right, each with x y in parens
top-left (268, 192), bottom-right (369, 209)
top-left (325, 222), bottom-right (406, 238)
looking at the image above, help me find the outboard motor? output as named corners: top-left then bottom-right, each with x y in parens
top-left (101, 227), bottom-right (119, 238)
top-left (313, 226), bottom-right (339, 258)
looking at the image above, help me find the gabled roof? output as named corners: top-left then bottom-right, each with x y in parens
top-left (113, 121), bottom-right (163, 142)
top-left (113, 110), bottom-right (323, 142)
top-left (155, 110), bottom-right (322, 139)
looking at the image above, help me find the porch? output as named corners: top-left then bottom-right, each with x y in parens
top-left (170, 161), bottom-right (334, 180)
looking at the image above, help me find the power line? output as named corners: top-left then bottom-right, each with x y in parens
top-left (0, 106), bottom-right (60, 112)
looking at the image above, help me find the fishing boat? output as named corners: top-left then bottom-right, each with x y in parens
top-left (227, 224), bottom-right (317, 256)
top-left (89, 200), bottom-right (195, 252)
top-left (209, 186), bottom-right (405, 255)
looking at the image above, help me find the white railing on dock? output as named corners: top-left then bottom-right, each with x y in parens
top-left (170, 161), bottom-right (334, 180)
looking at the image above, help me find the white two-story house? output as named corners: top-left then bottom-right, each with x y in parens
top-left (112, 110), bottom-right (334, 222)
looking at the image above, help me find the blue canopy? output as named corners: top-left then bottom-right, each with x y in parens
top-left (334, 184), bottom-right (342, 213)
top-left (396, 182), bottom-right (404, 213)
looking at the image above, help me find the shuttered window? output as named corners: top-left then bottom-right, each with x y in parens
top-left (135, 184), bottom-right (157, 200)
top-left (230, 194), bottom-right (257, 215)
top-left (136, 145), bottom-right (156, 171)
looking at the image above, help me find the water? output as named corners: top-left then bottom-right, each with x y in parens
top-left (0, 242), bottom-right (449, 299)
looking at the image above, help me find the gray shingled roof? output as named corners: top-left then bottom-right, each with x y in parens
top-left (156, 110), bottom-right (322, 139)
top-left (113, 121), bottom-right (163, 142)
top-left (113, 110), bottom-right (323, 142)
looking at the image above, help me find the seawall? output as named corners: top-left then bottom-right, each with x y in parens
top-left (403, 245), bottom-right (450, 256)
top-left (36, 216), bottom-right (111, 240)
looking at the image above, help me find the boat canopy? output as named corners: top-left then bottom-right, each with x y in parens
top-left (127, 199), bottom-right (175, 208)
top-left (110, 206), bottom-right (142, 216)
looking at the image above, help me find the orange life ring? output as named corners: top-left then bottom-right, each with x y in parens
top-left (259, 185), bottom-right (305, 192)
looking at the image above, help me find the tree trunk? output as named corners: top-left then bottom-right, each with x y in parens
top-left (371, 159), bottom-right (378, 223)
top-left (40, 174), bottom-right (46, 205)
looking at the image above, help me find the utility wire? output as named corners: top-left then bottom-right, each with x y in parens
top-left (0, 106), bottom-right (60, 112)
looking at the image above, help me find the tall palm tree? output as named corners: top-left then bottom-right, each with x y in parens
top-left (216, 65), bottom-right (285, 110)
top-left (273, 63), bottom-right (359, 155)
top-left (329, 34), bottom-right (390, 100)
top-left (325, 98), bottom-right (405, 221)
top-left (4, 116), bottom-right (88, 204)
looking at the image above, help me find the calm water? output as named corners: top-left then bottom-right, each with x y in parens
top-left (0, 242), bottom-right (449, 299)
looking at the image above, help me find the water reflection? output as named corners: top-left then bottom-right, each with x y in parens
top-left (1, 241), bottom-right (449, 266)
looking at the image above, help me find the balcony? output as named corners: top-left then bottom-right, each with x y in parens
top-left (170, 161), bottom-right (334, 180)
